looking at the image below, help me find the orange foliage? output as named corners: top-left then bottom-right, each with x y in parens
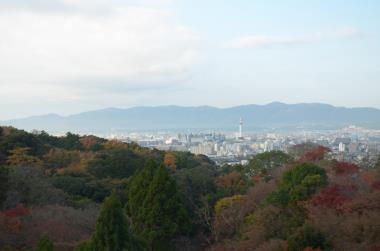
top-left (164, 152), bottom-right (177, 171)
top-left (216, 171), bottom-right (246, 194)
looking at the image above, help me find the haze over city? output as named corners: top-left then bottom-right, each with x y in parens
top-left (0, 0), bottom-right (379, 120)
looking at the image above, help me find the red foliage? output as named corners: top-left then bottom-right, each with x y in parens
top-left (372, 181), bottom-right (380, 191)
top-left (80, 136), bottom-right (100, 150)
top-left (333, 162), bottom-right (359, 175)
top-left (300, 146), bottom-right (330, 162)
top-left (4, 218), bottom-right (23, 233)
top-left (311, 185), bottom-right (351, 211)
top-left (303, 248), bottom-right (322, 251)
top-left (0, 204), bottom-right (30, 234)
top-left (0, 205), bottom-right (97, 250)
top-left (2, 204), bottom-right (31, 218)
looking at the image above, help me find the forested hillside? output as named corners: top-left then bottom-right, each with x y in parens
top-left (0, 127), bottom-right (379, 251)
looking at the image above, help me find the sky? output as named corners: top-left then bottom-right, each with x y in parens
top-left (0, 0), bottom-right (379, 120)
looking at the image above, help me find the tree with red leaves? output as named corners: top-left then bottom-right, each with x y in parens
top-left (300, 146), bottom-right (330, 162)
top-left (303, 247), bottom-right (322, 251)
top-left (311, 185), bottom-right (351, 212)
top-left (333, 161), bottom-right (359, 175)
top-left (2, 204), bottom-right (31, 218)
top-left (0, 204), bottom-right (31, 234)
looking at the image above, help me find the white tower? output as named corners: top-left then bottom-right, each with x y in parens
top-left (238, 118), bottom-right (243, 139)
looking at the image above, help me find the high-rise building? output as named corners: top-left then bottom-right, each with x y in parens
top-left (339, 142), bottom-right (346, 152)
top-left (236, 118), bottom-right (243, 139)
top-left (239, 118), bottom-right (243, 138)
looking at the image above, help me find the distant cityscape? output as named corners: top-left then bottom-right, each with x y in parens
top-left (82, 119), bottom-right (380, 168)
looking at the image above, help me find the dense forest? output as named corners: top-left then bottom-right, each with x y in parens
top-left (0, 126), bottom-right (379, 251)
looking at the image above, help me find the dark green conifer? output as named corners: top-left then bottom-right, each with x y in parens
top-left (35, 233), bottom-right (56, 251)
top-left (127, 160), bottom-right (157, 233)
top-left (136, 164), bottom-right (189, 250)
top-left (91, 191), bottom-right (132, 251)
top-left (0, 166), bottom-right (9, 208)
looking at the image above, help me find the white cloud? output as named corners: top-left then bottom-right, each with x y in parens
top-left (225, 35), bottom-right (306, 49)
top-left (225, 27), bottom-right (363, 49)
top-left (0, 2), bottom-right (200, 104)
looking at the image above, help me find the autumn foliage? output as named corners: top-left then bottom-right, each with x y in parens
top-left (333, 161), bottom-right (359, 175)
top-left (1, 127), bottom-right (380, 251)
top-left (299, 146), bottom-right (330, 162)
top-left (310, 185), bottom-right (351, 211)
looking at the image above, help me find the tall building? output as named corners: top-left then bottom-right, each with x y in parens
top-left (236, 118), bottom-right (243, 139)
top-left (339, 142), bottom-right (346, 152)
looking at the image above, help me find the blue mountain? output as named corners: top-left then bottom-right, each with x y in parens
top-left (3, 102), bottom-right (380, 132)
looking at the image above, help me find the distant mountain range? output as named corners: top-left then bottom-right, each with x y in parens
top-left (2, 102), bottom-right (380, 133)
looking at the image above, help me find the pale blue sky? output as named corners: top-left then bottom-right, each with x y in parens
top-left (0, 0), bottom-right (379, 119)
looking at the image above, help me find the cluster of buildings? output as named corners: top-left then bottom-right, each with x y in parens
top-left (103, 121), bottom-right (380, 168)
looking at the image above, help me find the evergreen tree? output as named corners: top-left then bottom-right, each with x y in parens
top-left (0, 166), bottom-right (9, 209)
top-left (91, 191), bottom-right (134, 251)
top-left (35, 233), bottom-right (56, 251)
top-left (138, 164), bottom-right (189, 250)
top-left (74, 241), bottom-right (92, 251)
top-left (287, 224), bottom-right (332, 251)
top-left (127, 159), bottom-right (157, 234)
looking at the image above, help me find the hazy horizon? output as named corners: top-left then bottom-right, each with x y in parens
top-left (3, 101), bottom-right (380, 121)
top-left (0, 0), bottom-right (379, 120)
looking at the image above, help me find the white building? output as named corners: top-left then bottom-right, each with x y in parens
top-left (338, 142), bottom-right (346, 152)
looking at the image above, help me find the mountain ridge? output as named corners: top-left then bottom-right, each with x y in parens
top-left (3, 102), bottom-right (380, 132)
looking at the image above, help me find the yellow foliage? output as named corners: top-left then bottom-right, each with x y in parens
top-left (245, 212), bottom-right (256, 224)
top-left (6, 147), bottom-right (43, 167)
top-left (214, 195), bottom-right (245, 216)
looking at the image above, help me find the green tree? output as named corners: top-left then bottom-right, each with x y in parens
top-left (128, 162), bottom-right (189, 250)
top-left (87, 149), bottom-right (143, 179)
top-left (0, 127), bottom-right (45, 162)
top-left (262, 163), bottom-right (328, 240)
top-left (142, 164), bottom-right (189, 250)
top-left (90, 191), bottom-right (138, 251)
top-left (127, 159), bottom-right (157, 224)
top-left (0, 166), bottom-right (9, 208)
top-left (287, 224), bottom-right (332, 251)
top-left (75, 192), bottom-right (143, 251)
top-left (268, 163), bottom-right (328, 206)
top-left (175, 166), bottom-right (217, 232)
top-left (35, 233), bottom-right (56, 251)
top-left (60, 132), bottom-right (84, 150)
top-left (74, 241), bottom-right (92, 251)
top-left (246, 151), bottom-right (292, 177)
top-left (375, 154), bottom-right (380, 173)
